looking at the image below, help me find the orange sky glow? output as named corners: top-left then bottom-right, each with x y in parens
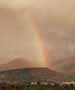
top-left (0, 0), bottom-right (75, 69)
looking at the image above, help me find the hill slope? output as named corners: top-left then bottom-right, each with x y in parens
top-left (0, 68), bottom-right (63, 83)
top-left (51, 56), bottom-right (75, 81)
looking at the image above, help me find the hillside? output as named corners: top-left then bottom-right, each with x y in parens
top-left (0, 68), bottom-right (63, 83)
top-left (51, 56), bottom-right (75, 81)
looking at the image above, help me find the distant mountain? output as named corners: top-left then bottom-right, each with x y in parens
top-left (51, 56), bottom-right (75, 72)
top-left (0, 68), bottom-right (64, 83)
top-left (51, 56), bottom-right (75, 81)
top-left (0, 58), bottom-right (32, 71)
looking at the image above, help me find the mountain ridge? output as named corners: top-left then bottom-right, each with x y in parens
top-left (0, 67), bottom-right (64, 83)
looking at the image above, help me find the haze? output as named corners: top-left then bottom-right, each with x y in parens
top-left (0, 0), bottom-right (75, 69)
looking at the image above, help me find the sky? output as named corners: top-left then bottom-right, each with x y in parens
top-left (0, 0), bottom-right (75, 68)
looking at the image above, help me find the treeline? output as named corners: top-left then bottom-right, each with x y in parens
top-left (0, 83), bottom-right (75, 90)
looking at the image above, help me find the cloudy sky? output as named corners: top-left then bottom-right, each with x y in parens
top-left (0, 0), bottom-right (75, 68)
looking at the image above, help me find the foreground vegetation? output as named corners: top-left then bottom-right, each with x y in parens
top-left (0, 83), bottom-right (75, 90)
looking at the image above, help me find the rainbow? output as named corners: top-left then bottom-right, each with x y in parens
top-left (31, 16), bottom-right (48, 67)
top-left (26, 12), bottom-right (48, 67)
top-left (33, 30), bottom-right (48, 67)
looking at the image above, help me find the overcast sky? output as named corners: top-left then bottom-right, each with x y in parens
top-left (0, 0), bottom-right (75, 67)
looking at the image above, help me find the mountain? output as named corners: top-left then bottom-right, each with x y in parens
top-left (51, 56), bottom-right (75, 81)
top-left (0, 58), bottom-right (64, 82)
top-left (51, 56), bottom-right (75, 73)
top-left (0, 68), bottom-right (64, 83)
top-left (0, 58), bottom-right (33, 71)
